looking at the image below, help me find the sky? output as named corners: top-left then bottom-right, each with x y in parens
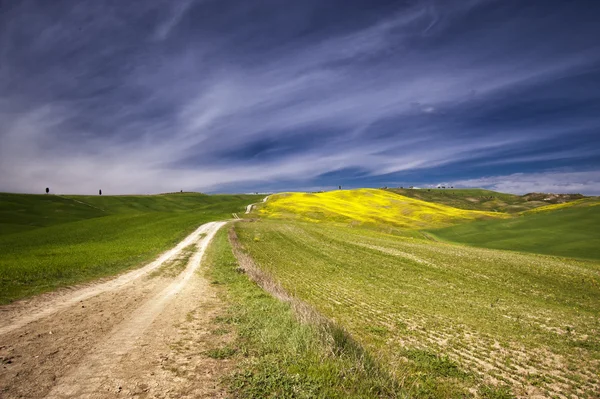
top-left (1, 0), bottom-right (599, 195)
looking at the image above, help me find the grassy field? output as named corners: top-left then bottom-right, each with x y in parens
top-left (4, 186), bottom-right (598, 398)
top-left (0, 193), bottom-right (107, 235)
top-left (259, 189), bottom-right (505, 230)
top-left (386, 188), bottom-right (582, 213)
top-left (430, 198), bottom-right (600, 260)
top-left (256, 189), bottom-right (600, 261)
top-left (0, 192), bottom-right (262, 303)
top-left (205, 226), bottom-right (403, 398)
top-left (235, 219), bottom-right (600, 398)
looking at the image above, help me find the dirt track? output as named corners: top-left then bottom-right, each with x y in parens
top-left (244, 195), bottom-right (269, 214)
top-left (0, 221), bottom-right (234, 399)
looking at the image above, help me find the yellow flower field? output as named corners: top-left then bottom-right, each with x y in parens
top-left (260, 188), bottom-right (507, 229)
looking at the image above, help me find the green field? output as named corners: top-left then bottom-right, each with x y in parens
top-left (2, 186), bottom-right (599, 398)
top-left (386, 188), bottom-right (583, 213)
top-left (234, 219), bottom-right (600, 398)
top-left (256, 189), bottom-right (600, 261)
top-left (0, 192), bottom-right (262, 303)
top-left (238, 188), bottom-right (600, 397)
top-left (430, 198), bottom-right (600, 260)
top-left (205, 226), bottom-right (401, 398)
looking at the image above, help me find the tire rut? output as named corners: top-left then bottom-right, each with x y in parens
top-left (0, 221), bottom-right (227, 399)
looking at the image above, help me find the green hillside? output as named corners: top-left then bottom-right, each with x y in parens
top-left (386, 188), bottom-right (583, 213)
top-left (0, 192), bottom-right (255, 235)
top-left (0, 193), bottom-right (106, 235)
top-left (429, 198), bottom-right (600, 260)
top-left (0, 192), bottom-right (262, 303)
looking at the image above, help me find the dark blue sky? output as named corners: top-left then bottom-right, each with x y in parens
top-left (1, 0), bottom-right (599, 194)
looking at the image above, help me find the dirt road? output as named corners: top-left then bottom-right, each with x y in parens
top-left (0, 221), bottom-right (234, 399)
top-left (244, 195), bottom-right (269, 214)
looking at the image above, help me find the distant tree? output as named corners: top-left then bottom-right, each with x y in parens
top-left (45, 187), bottom-right (49, 194)
top-left (400, 186), bottom-right (403, 189)
top-left (339, 185), bottom-right (342, 190)
top-left (99, 189), bottom-right (102, 196)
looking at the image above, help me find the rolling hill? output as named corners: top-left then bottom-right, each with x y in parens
top-left (235, 218), bottom-right (600, 398)
top-left (386, 188), bottom-right (583, 213)
top-left (429, 197), bottom-right (600, 260)
top-left (258, 188), bottom-right (506, 229)
top-left (0, 192), bottom-right (262, 303)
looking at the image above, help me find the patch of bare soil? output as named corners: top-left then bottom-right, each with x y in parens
top-left (0, 221), bottom-right (233, 399)
top-left (522, 192), bottom-right (584, 203)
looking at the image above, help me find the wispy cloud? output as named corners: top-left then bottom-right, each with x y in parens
top-left (452, 170), bottom-right (600, 195)
top-left (1, 0), bottom-right (599, 194)
top-left (153, 0), bottom-right (196, 41)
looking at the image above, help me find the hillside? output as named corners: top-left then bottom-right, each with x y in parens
top-left (258, 189), bottom-right (506, 229)
top-left (429, 197), bottom-right (600, 260)
top-left (0, 193), bottom-right (106, 235)
top-left (0, 192), bottom-right (255, 235)
top-left (0, 193), bottom-right (262, 303)
top-left (385, 188), bottom-right (583, 213)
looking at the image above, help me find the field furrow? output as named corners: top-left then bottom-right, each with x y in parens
top-left (236, 219), bottom-right (600, 398)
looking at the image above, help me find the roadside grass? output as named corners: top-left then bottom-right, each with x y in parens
top-left (235, 219), bottom-right (600, 398)
top-left (206, 346), bottom-right (237, 360)
top-left (259, 189), bottom-right (505, 230)
top-left (0, 194), bottom-right (262, 304)
top-left (385, 188), bottom-right (583, 213)
top-left (429, 198), bottom-right (600, 260)
top-left (205, 226), bottom-right (408, 398)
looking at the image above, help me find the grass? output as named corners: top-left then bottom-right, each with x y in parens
top-left (235, 219), bottom-right (600, 398)
top-left (148, 243), bottom-right (198, 278)
top-left (429, 198), bottom-right (600, 260)
top-left (385, 188), bottom-right (583, 213)
top-left (259, 188), bottom-right (600, 261)
top-left (0, 192), bottom-right (261, 234)
top-left (259, 189), bottom-right (505, 230)
top-left (0, 193), bottom-right (106, 235)
top-left (520, 197), bottom-right (599, 214)
top-left (4, 186), bottom-right (598, 398)
top-left (206, 346), bottom-right (237, 359)
top-left (0, 193), bottom-right (262, 303)
top-left (205, 226), bottom-right (405, 398)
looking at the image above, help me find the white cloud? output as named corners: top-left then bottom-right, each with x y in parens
top-left (153, 0), bottom-right (196, 41)
top-left (453, 171), bottom-right (600, 195)
top-left (1, 1), bottom-right (599, 194)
